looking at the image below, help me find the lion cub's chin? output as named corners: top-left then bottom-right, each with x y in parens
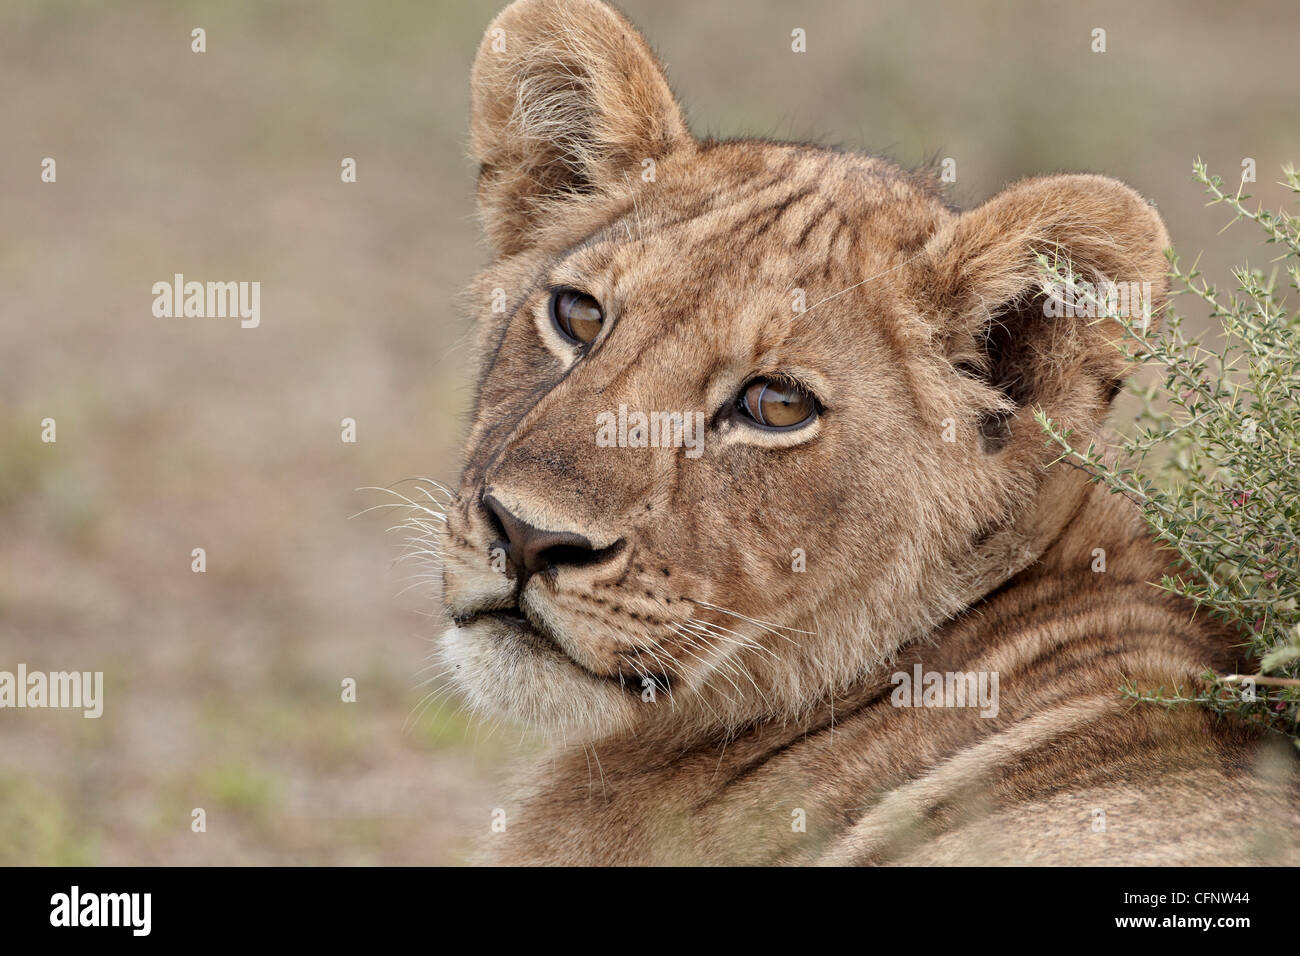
top-left (439, 623), bottom-right (642, 740)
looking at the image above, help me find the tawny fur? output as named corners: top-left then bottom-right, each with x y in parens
top-left (432, 0), bottom-right (1300, 864)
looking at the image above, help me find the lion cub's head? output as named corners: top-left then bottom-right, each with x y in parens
top-left (437, 0), bottom-right (1169, 739)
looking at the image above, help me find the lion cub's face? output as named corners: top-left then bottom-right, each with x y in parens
top-left (436, 0), bottom-right (1169, 738)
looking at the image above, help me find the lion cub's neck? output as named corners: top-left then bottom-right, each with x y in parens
top-left (931, 479), bottom-right (1230, 686)
top-left (489, 484), bottom-right (1245, 865)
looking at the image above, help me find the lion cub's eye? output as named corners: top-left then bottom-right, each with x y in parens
top-left (550, 288), bottom-right (604, 345)
top-left (738, 378), bottom-right (818, 429)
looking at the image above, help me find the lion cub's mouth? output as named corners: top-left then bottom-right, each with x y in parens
top-left (473, 608), bottom-right (530, 628)
top-left (452, 604), bottom-right (548, 643)
top-left (450, 602), bottom-right (671, 697)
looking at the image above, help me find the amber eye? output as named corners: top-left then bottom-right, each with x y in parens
top-left (738, 378), bottom-right (818, 429)
top-left (550, 288), bottom-right (604, 345)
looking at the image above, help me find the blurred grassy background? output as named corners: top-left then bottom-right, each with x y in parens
top-left (1, 0), bottom-right (1297, 864)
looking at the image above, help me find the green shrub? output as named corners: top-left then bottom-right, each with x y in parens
top-left (1036, 161), bottom-right (1300, 748)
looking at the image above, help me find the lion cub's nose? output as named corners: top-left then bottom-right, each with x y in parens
top-left (482, 493), bottom-right (612, 580)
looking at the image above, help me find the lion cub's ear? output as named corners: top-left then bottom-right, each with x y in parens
top-left (470, 0), bottom-right (693, 256)
top-left (919, 174), bottom-right (1170, 450)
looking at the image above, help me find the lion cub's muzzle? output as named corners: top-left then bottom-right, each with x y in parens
top-left (481, 493), bottom-right (625, 584)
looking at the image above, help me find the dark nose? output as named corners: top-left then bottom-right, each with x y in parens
top-left (482, 494), bottom-right (611, 580)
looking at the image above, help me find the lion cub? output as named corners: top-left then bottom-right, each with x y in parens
top-left (433, 0), bottom-right (1299, 864)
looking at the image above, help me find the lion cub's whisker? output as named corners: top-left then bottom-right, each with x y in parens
top-left (355, 486), bottom-right (450, 521)
top-left (684, 617), bottom-right (780, 661)
top-left (678, 623), bottom-right (770, 703)
top-left (686, 599), bottom-right (810, 646)
top-left (668, 625), bottom-right (747, 703)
